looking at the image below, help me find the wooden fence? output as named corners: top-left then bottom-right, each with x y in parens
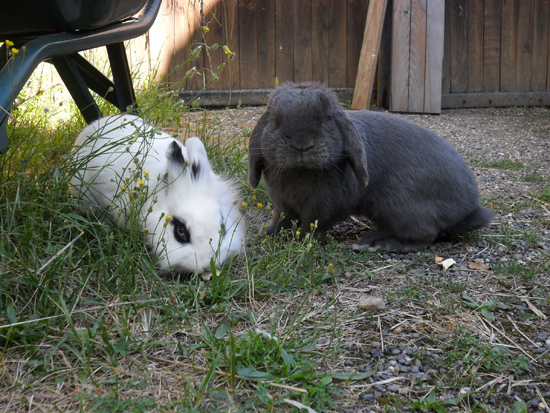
top-left (127, 0), bottom-right (550, 108)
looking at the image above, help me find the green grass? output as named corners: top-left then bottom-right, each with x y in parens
top-left (479, 158), bottom-right (524, 170)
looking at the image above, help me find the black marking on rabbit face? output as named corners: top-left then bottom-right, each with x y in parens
top-left (191, 162), bottom-right (201, 181)
top-left (171, 217), bottom-right (191, 244)
top-left (168, 141), bottom-right (186, 168)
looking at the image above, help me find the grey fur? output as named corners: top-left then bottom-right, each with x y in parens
top-left (248, 82), bottom-right (494, 251)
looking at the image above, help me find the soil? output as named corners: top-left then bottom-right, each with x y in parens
top-left (182, 104), bottom-right (550, 411)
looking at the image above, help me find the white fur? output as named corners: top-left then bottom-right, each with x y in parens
top-left (71, 114), bottom-right (245, 274)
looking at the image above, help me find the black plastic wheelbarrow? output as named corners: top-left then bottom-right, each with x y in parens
top-left (0, 0), bottom-right (162, 153)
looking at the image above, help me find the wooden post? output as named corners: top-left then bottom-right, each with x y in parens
top-left (390, 0), bottom-right (445, 114)
top-left (351, 0), bottom-right (388, 110)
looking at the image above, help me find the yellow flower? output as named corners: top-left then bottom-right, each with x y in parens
top-left (223, 46), bottom-right (233, 55)
top-left (138, 179), bottom-right (144, 186)
top-left (143, 170), bottom-right (149, 176)
top-left (165, 214), bottom-right (171, 223)
top-left (241, 202), bottom-right (247, 208)
top-left (296, 230), bottom-right (301, 238)
top-left (202, 26), bottom-right (210, 33)
top-left (327, 264), bottom-right (334, 276)
top-left (5, 40), bottom-right (14, 47)
top-left (11, 48), bottom-right (19, 55)
top-left (257, 203), bottom-right (263, 208)
top-left (121, 186), bottom-right (126, 192)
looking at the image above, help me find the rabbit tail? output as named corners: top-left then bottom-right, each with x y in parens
top-left (446, 207), bottom-right (494, 234)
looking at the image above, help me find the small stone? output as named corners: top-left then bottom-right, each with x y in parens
top-left (362, 393), bottom-right (374, 401)
top-left (388, 384), bottom-right (401, 392)
top-left (411, 366), bottom-right (419, 373)
top-left (374, 391), bottom-right (383, 399)
top-left (537, 332), bottom-right (548, 340)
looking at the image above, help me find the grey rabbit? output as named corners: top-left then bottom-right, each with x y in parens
top-left (248, 82), bottom-right (494, 252)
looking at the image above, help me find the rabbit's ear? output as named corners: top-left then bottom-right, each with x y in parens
top-left (333, 110), bottom-right (369, 187)
top-left (248, 110), bottom-right (269, 188)
top-left (185, 137), bottom-right (212, 182)
top-left (166, 140), bottom-right (188, 179)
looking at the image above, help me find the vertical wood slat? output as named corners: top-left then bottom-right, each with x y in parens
top-left (532, 0), bottom-right (549, 91)
top-left (390, 0), bottom-right (411, 111)
top-left (347, 0), bottom-right (369, 87)
top-left (377, 0), bottom-right (393, 108)
top-left (500, 0), bottom-right (517, 92)
top-left (256, 0), bottom-right (276, 88)
top-left (203, 1), bottom-right (224, 88)
top-left (293, 1), bottom-right (313, 83)
top-left (466, 0), bottom-right (483, 92)
top-left (328, 0), bottom-right (347, 87)
top-left (516, 0), bottom-right (534, 91)
top-left (408, 0), bottom-right (427, 112)
top-left (220, 0), bottom-right (239, 90)
top-left (185, 1), bottom-right (205, 91)
top-left (441, 0), bottom-right (451, 94)
top-left (312, 0), bottom-right (331, 84)
top-left (424, 0), bottom-right (445, 113)
top-left (351, 0), bottom-right (388, 110)
top-left (275, 0), bottom-right (294, 84)
top-left (238, 0), bottom-right (258, 89)
top-left (449, 0), bottom-right (467, 93)
top-left (483, 0), bottom-right (501, 92)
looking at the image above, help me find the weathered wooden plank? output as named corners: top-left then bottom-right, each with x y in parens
top-left (185, 0), bottom-right (206, 91)
top-left (442, 91), bottom-right (550, 108)
top-left (516, 0), bottom-right (534, 91)
top-left (377, 0), bottom-right (393, 108)
top-left (352, 0), bottom-right (388, 110)
top-left (483, 0), bottom-right (501, 92)
top-left (238, 0), bottom-right (258, 89)
top-left (500, 0), bottom-right (518, 92)
top-left (275, 0), bottom-right (294, 84)
top-left (441, 0), bottom-right (451, 94)
top-left (347, 0), bottom-right (369, 87)
top-left (312, 0), bottom-right (331, 84)
top-left (390, 0), bottom-right (411, 112)
top-left (257, 0), bottom-right (276, 88)
top-left (531, 0), bottom-right (548, 91)
top-left (220, 0), bottom-right (240, 90)
top-left (424, 0), bottom-right (445, 114)
top-left (202, 1), bottom-right (224, 88)
top-left (408, 0), bottom-right (427, 112)
top-left (294, 1), bottom-right (313, 83)
top-left (466, 0), bottom-right (483, 92)
top-left (449, 0), bottom-right (467, 93)
top-left (328, 0), bottom-right (347, 87)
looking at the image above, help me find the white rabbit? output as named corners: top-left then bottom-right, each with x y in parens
top-left (71, 114), bottom-right (245, 274)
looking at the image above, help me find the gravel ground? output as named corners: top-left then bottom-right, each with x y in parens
top-left (183, 105), bottom-right (550, 411)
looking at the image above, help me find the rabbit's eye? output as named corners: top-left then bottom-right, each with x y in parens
top-left (171, 218), bottom-right (191, 244)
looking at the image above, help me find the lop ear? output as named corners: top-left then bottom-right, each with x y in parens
top-left (248, 110), bottom-right (270, 188)
top-left (166, 140), bottom-right (188, 179)
top-left (185, 137), bottom-right (212, 182)
top-left (332, 109), bottom-right (369, 187)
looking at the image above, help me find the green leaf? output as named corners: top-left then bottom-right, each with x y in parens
top-left (236, 367), bottom-right (278, 381)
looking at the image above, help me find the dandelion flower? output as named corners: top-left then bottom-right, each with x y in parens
top-left (138, 179), bottom-right (144, 186)
top-left (241, 202), bottom-right (247, 208)
top-left (5, 40), bottom-right (14, 47)
top-left (143, 170), bottom-right (149, 176)
top-left (11, 48), bottom-right (19, 55)
top-left (165, 214), bottom-right (172, 223)
top-left (257, 202), bottom-right (263, 208)
top-left (121, 186), bottom-right (126, 191)
top-left (296, 230), bottom-right (301, 238)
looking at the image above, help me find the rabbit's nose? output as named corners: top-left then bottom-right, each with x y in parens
top-left (291, 143), bottom-right (314, 154)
